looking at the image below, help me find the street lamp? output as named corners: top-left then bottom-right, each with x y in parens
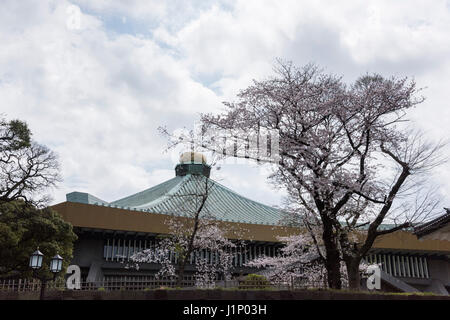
top-left (29, 249), bottom-right (44, 270)
top-left (29, 249), bottom-right (64, 300)
top-left (49, 254), bottom-right (63, 273)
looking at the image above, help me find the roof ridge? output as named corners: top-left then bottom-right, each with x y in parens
top-left (415, 211), bottom-right (450, 232)
top-left (137, 175), bottom-right (192, 210)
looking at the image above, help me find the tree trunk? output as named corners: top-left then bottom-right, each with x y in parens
top-left (346, 259), bottom-right (361, 291)
top-left (324, 253), bottom-right (342, 289)
top-left (176, 261), bottom-right (186, 287)
top-left (322, 218), bottom-right (342, 289)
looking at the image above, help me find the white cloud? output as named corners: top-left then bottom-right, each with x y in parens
top-left (1, 0), bottom-right (449, 209)
top-left (0, 1), bottom-right (221, 204)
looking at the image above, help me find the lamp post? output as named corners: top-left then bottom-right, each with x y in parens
top-left (29, 249), bottom-right (63, 300)
top-left (49, 254), bottom-right (63, 273)
top-left (29, 249), bottom-right (44, 270)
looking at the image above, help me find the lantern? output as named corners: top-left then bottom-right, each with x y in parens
top-left (29, 249), bottom-right (44, 269)
top-left (49, 254), bottom-right (63, 273)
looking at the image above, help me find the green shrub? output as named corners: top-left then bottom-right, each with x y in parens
top-left (239, 274), bottom-right (271, 290)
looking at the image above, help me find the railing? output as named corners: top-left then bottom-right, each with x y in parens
top-left (0, 277), bottom-right (327, 292)
top-left (236, 280), bottom-right (327, 290)
top-left (0, 279), bottom-right (44, 292)
top-left (0, 277), bottom-right (196, 292)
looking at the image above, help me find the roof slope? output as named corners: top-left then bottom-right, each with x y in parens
top-left (114, 174), bottom-right (281, 225)
top-left (110, 176), bottom-right (185, 208)
top-left (66, 174), bottom-right (282, 225)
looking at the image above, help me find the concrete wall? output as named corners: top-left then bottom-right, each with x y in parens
top-left (428, 257), bottom-right (450, 286)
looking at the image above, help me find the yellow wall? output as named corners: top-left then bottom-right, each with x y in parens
top-left (52, 202), bottom-right (299, 242)
top-left (52, 201), bottom-right (450, 253)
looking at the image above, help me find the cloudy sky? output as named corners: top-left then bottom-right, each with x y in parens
top-left (1, 0), bottom-right (450, 208)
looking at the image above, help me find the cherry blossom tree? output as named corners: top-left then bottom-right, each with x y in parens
top-left (129, 175), bottom-right (237, 288)
top-left (191, 60), bottom-right (445, 289)
top-left (189, 223), bottom-right (236, 288)
top-left (245, 231), bottom-right (369, 289)
top-left (130, 218), bottom-right (236, 288)
top-left (245, 233), bottom-right (327, 287)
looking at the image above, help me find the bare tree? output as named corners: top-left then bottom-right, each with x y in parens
top-left (179, 61), bottom-right (446, 289)
top-left (0, 116), bottom-right (60, 206)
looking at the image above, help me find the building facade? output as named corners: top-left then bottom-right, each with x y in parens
top-left (52, 153), bottom-right (450, 294)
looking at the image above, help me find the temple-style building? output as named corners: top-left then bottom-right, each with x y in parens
top-left (415, 209), bottom-right (450, 242)
top-left (53, 152), bottom-right (294, 285)
top-left (52, 152), bottom-right (450, 294)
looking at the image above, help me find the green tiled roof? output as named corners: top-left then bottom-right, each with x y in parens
top-left (110, 176), bottom-right (185, 208)
top-left (66, 174), bottom-right (282, 226)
